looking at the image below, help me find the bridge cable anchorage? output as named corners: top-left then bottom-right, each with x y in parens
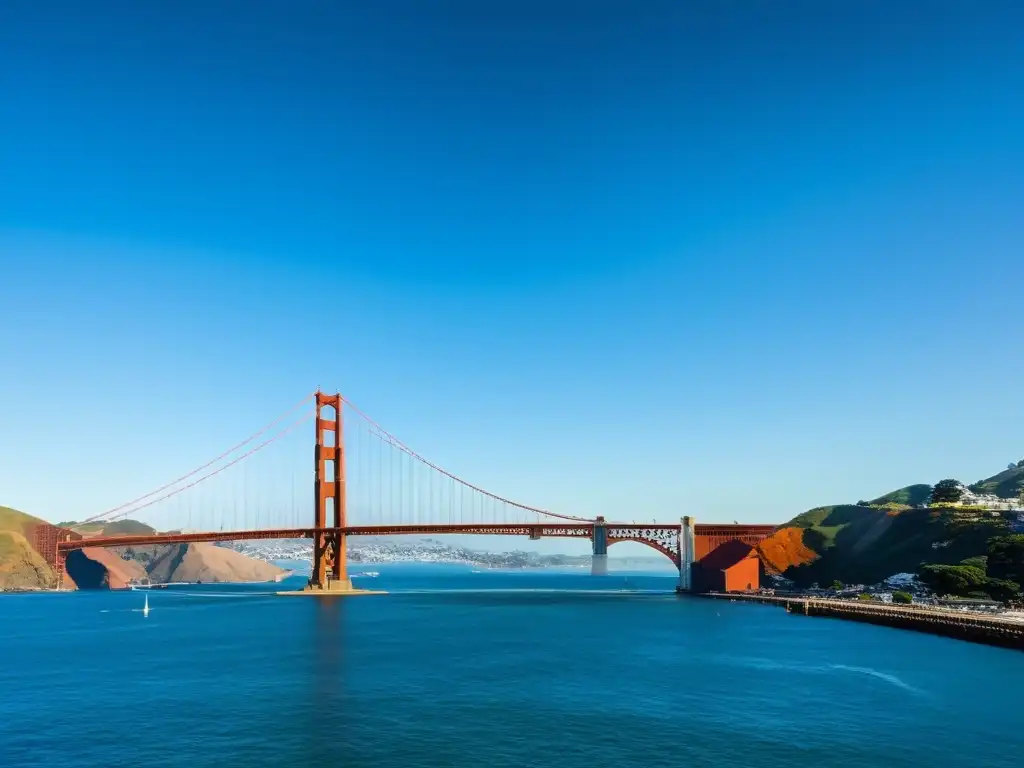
top-left (97, 411), bottom-right (315, 524)
top-left (342, 397), bottom-right (593, 523)
top-left (81, 392), bottom-right (316, 524)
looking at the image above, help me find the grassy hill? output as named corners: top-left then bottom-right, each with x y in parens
top-left (58, 519), bottom-right (157, 537)
top-left (0, 505), bottom-right (56, 590)
top-left (864, 464), bottom-right (1024, 510)
top-left (99, 519), bottom-right (156, 536)
top-left (0, 505), bottom-right (46, 537)
top-left (869, 484), bottom-right (933, 507)
top-left (65, 522), bottom-right (106, 536)
top-left (761, 463), bottom-right (1024, 588)
top-left (760, 503), bottom-right (1011, 588)
top-left (970, 463), bottom-right (1024, 499)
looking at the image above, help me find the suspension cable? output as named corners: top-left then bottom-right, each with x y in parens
top-left (345, 397), bottom-right (593, 522)
top-left (94, 409), bottom-right (315, 523)
top-left (82, 393), bottom-right (315, 524)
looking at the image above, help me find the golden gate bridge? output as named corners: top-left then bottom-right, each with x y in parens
top-left (32, 392), bottom-right (776, 592)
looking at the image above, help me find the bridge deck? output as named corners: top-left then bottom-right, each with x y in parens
top-left (55, 523), bottom-right (776, 552)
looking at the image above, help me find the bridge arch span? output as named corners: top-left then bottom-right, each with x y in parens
top-left (605, 535), bottom-right (678, 564)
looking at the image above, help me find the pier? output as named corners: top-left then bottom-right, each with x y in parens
top-left (703, 593), bottom-right (1024, 650)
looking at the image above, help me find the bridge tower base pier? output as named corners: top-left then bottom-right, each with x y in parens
top-left (591, 517), bottom-right (609, 576)
top-left (676, 515), bottom-right (696, 593)
top-left (296, 577), bottom-right (357, 594)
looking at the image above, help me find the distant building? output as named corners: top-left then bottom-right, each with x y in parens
top-left (692, 539), bottom-right (759, 593)
top-left (953, 486), bottom-right (1023, 511)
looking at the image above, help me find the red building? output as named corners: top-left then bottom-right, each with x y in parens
top-left (691, 539), bottom-right (759, 593)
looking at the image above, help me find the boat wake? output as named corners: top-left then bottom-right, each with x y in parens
top-left (828, 664), bottom-right (917, 692)
top-left (718, 656), bottom-right (920, 694)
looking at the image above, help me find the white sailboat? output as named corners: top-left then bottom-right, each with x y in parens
top-left (143, 593), bottom-right (150, 617)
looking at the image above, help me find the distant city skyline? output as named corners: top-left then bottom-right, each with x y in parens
top-left (2, 2), bottom-right (1023, 549)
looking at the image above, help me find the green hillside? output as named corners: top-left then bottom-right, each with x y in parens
top-left (59, 519), bottom-right (157, 536)
top-left (779, 504), bottom-right (1010, 588)
top-left (0, 505), bottom-right (46, 537)
top-left (970, 463), bottom-right (1024, 499)
top-left (101, 519), bottom-right (156, 536)
top-left (869, 484), bottom-right (933, 507)
top-left (863, 463), bottom-right (1024, 510)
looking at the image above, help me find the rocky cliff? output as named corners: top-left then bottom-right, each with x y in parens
top-left (146, 542), bottom-right (286, 583)
top-left (0, 506), bottom-right (286, 590)
top-left (0, 506), bottom-right (56, 590)
top-left (66, 520), bottom-right (286, 587)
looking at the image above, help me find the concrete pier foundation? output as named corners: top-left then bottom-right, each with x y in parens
top-left (591, 518), bottom-right (609, 576)
top-left (278, 575), bottom-right (385, 596)
top-left (677, 515), bottom-right (696, 592)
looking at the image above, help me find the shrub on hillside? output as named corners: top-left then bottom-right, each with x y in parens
top-left (959, 556), bottom-right (988, 572)
top-left (987, 535), bottom-right (1024, 584)
top-left (917, 564), bottom-right (987, 596)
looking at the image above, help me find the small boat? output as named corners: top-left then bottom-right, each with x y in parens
top-left (143, 594), bottom-right (150, 618)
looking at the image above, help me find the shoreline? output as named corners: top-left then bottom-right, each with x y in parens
top-left (699, 592), bottom-right (1024, 650)
top-left (0, 570), bottom-right (299, 595)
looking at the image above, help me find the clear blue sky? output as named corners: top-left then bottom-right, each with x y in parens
top-left (1, 2), bottom-right (1022, 544)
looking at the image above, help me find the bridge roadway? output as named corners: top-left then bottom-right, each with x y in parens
top-left (55, 522), bottom-right (778, 562)
top-left (46, 521), bottom-right (777, 591)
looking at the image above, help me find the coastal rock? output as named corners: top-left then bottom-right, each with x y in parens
top-left (146, 542), bottom-right (286, 584)
top-left (756, 526), bottom-right (818, 573)
top-left (0, 529), bottom-right (56, 590)
top-left (77, 548), bottom-right (148, 588)
top-left (0, 506), bottom-right (57, 590)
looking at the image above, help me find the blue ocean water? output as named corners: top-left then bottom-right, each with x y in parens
top-left (1, 564), bottom-right (1022, 768)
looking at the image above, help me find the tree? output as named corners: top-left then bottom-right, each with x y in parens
top-left (917, 564), bottom-right (987, 596)
top-left (960, 556), bottom-right (988, 573)
top-left (857, 593), bottom-right (873, 601)
top-left (930, 479), bottom-right (964, 505)
top-left (830, 580), bottom-right (844, 591)
top-left (984, 578), bottom-right (1021, 604)
top-left (892, 591), bottom-right (913, 604)
top-left (987, 535), bottom-right (1024, 584)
